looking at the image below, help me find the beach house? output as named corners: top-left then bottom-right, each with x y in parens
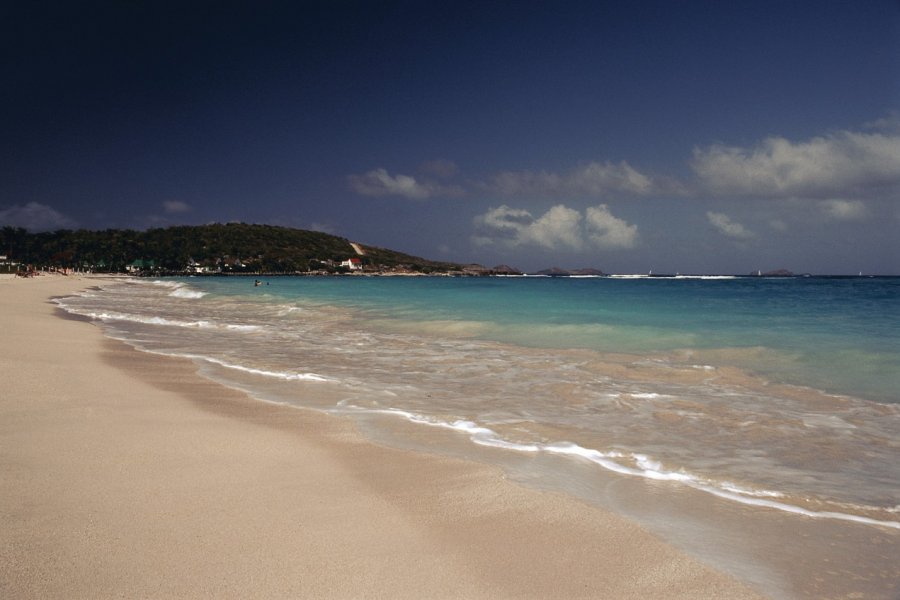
top-left (340, 257), bottom-right (363, 271)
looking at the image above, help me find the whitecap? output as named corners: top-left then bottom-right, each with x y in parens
top-left (169, 287), bottom-right (207, 299)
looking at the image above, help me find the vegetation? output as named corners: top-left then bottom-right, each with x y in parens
top-left (0, 223), bottom-right (465, 274)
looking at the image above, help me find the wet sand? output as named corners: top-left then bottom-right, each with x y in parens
top-left (1, 275), bottom-right (768, 598)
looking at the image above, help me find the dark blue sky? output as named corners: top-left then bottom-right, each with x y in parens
top-left (2, 0), bottom-right (898, 273)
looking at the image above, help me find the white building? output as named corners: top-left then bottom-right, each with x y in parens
top-left (340, 258), bottom-right (363, 271)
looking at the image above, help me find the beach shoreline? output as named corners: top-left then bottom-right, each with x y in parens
top-left (1, 274), bottom-right (768, 598)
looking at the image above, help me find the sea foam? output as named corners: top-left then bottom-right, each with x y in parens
top-left (183, 353), bottom-right (333, 383)
top-left (337, 404), bottom-right (900, 531)
top-left (169, 286), bottom-right (207, 299)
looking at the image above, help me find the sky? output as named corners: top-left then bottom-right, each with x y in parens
top-left (1, 0), bottom-right (899, 274)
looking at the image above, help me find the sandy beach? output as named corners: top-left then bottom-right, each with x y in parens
top-left (0, 275), bottom-right (765, 598)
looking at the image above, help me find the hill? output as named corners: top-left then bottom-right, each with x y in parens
top-left (0, 223), bottom-right (465, 274)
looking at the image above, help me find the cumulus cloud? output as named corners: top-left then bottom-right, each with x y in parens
top-left (820, 199), bottom-right (868, 221)
top-left (477, 205), bottom-right (533, 234)
top-left (0, 202), bottom-right (77, 231)
top-left (474, 205), bottom-right (577, 248)
top-left (520, 205), bottom-right (584, 250)
top-left (706, 211), bottom-right (754, 239)
top-left (474, 204), bottom-right (637, 250)
top-left (691, 130), bottom-right (900, 200)
top-left (489, 161), bottom-right (657, 198)
top-left (585, 204), bottom-right (639, 248)
top-left (162, 200), bottom-right (191, 214)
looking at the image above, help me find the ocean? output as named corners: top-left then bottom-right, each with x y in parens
top-left (57, 275), bottom-right (899, 535)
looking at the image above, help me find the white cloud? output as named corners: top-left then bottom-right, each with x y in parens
top-left (478, 205), bottom-right (533, 233)
top-left (520, 205), bottom-right (584, 250)
top-left (349, 168), bottom-right (431, 199)
top-left (0, 202), bottom-right (77, 231)
top-left (474, 204), bottom-right (637, 250)
top-left (706, 211), bottom-right (754, 239)
top-left (820, 199), bottom-right (868, 221)
top-left (163, 200), bottom-right (191, 214)
top-left (691, 130), bottom-right (900, 200)
top-left (585, 204), bottom-right (639, 248)
top-left (348, 167), bottom-right (463, 199)
top-left (571, 161), bottom-right (654, 195)
top-left (349, 118), bottom-right (900, 211)
top-left (489, 161), bottom-right (656, 198)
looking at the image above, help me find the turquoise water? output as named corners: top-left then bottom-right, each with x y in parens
top-left (196, 275), bottom-right (900, 403)
top-left (57, 275), bottom-right (900, 530)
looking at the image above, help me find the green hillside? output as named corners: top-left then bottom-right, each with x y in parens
top-left (0, 223), bottom-right (463, 274)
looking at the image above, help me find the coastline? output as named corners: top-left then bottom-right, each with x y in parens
top-left (0, 275), bottom-right (764, 598)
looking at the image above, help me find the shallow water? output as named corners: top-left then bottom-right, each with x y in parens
top-left (56, 276), bottom-right (900, 532)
